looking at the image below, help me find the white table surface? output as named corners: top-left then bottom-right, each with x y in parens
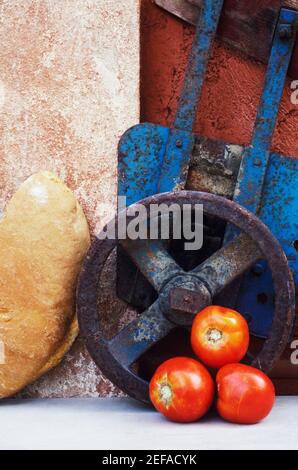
top-left (0, 396), bottom-right (297, 450)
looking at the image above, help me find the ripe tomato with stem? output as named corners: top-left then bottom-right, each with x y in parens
top-left (149, 357), bottom-right (215, 423)
top-left (191, 305), bottom-right (249, 369)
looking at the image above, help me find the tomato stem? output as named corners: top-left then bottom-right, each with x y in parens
top-left (158, 383), bottom-right (173, 407)
top-left (206, 328), bottom-right (223, 344)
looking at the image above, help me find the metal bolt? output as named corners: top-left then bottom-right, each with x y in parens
top-left (251, 263), bottom-right (265, 276)
top-left (176, 140), bottom-right (183, 148)
top-left (254, 158), bottom-right (262, 167)
top-left (279, 25), bottom-right (293, 41)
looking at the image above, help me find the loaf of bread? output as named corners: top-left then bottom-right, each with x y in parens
top-left (0, 172), bottom-right (90, 397)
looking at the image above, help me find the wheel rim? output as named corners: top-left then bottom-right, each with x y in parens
top-left (77, 191), bottom-right (295, 403)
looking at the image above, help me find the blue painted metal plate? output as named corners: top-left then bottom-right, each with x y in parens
top-left (119, 123), bottom-right (298, 338)
top-left (118, 123), bottom-right (196, 205)
top-left (235, 153), bottom-right (298, 337)
top-left (230, 8), bottom-right (298, 337)
top-left (118, 5), bottom-right (298, 341)
top-left (118, 123), bottom-right (169, 205)
top-left (118, 0), bottom-right (224, 205)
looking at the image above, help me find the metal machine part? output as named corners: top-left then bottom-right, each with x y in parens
top-left (117, 0), bottom-right (228, 310)
top-left (187, 138), bottom-right (243, 198)
top-left (117, 4), bottom-right (298, 338)
top-left (77, 192), bottom-right (295, 404)
top-left (77, 2), bottom-right (298, 403)
top-left (227, 7), bottom-right (298, 336)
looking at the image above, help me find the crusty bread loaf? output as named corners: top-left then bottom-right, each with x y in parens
top-left (0, 172), bottom-right (90, 397)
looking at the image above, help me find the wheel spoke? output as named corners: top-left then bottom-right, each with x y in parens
top-left (193, 233), bottom-right (262, 296)
top-left (120, 239), bottom-right (182, 292)
top-left (108, 301), bottom-right (174, 367)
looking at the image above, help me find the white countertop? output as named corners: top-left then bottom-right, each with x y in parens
top-left (0, 396), bottom-right (297, 450)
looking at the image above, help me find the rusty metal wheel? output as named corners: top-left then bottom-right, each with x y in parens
top-left (77, 191), bottom-right (295, 404)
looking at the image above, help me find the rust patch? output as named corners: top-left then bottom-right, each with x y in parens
top-left (141, 0), bottom-right (298, 157)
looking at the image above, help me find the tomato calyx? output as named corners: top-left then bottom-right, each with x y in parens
top-left (158, 378), bottom-right (173, 408)
top-left (206, 327), bottom-right (223, 344)
top-left (150, 357), bottom-right (215, 422)
top-left (191, 306), bottom-right (249, 369)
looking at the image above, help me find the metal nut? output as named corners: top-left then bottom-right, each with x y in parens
top-left (279, 25), bottom-right (293, 41)
top-left (254, 158), bottom-right (262, 167)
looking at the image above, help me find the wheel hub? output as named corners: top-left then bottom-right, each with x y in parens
top-left (159, 274), bottom-right (211, 327)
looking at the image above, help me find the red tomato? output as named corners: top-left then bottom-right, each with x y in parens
top-left (216, 363), bottom-right (276, 424)
top-left (149, 357), bottom-right (215, 423)
top-left (191, 305), bottom-right (249, 369)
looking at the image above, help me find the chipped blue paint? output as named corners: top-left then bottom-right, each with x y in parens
top-left (174, 0), bottom-right (225, 132)
top-left (233, 9), bottom-right (298, 215)
top-left (236, 154), bottom-right (298, 337)
top-left (118, 4), bottom-right (298, 341)
top-left (118, 0), bottom-right (224, 204)
top-left (118, 123), bottom-right (169, 205)
top-left (231, 9), bottom-right (298, 337)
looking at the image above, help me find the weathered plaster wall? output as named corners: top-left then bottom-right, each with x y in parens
top-left (0, 0), bottom-right (140, 397)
